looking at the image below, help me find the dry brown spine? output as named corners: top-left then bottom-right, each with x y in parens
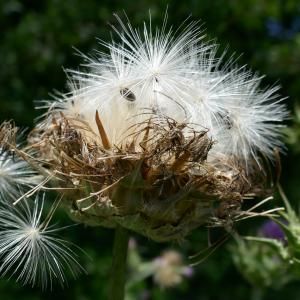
top-left (95, 110), bottom-right (111, 150)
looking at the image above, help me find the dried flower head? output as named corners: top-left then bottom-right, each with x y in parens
top-left (28, 16), bottom-right (287, 243)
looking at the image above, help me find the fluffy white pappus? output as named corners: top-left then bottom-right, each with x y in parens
top-left (0, 147), bottom-right (41, 201)
top-left (210, 81), bottom-right (288, 167)
top-left (38, 14), bottom-right (288, 168)
top-left (0, 195), bottom-right (84, 289)
top-left (40, 16), bottom-right (215, 145)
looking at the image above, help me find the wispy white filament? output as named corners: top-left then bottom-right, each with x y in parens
top-left (38, 14), bottom-right (288, 169)
top-left (0, 148), bottom-right (41, 201)
top-left (0, 195), bottom-right (84, 289)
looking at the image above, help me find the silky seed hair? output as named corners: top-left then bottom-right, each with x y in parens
top-left (38, 15), bottom-right (287, 171)
top-left (0, 195), bottom-right (84, 289)
top-left (0, 123), bottom-right (41, 201)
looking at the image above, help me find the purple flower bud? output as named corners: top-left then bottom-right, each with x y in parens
top-left (182, 266), bottom-right (194, 278)
top-left (259, 220), bottom-right (286, 243)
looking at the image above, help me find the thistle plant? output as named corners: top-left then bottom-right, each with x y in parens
top-left (0, 14), bottom-right (288, 299)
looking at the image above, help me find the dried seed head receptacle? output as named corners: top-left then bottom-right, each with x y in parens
top-left (30, 110), bottom-right (266, 242)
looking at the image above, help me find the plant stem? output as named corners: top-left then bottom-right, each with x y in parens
top-left (109, 225), bottom-right (130, 300)
top-left (251, 287), bottom-right (263, 300)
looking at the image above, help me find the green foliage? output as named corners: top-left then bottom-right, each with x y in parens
top-left (284, 105), bottom-right (300, 153)
top-left (232, 199), bottom-right (300, 290)
top-left (231, 188), bottom-right (300, 299)
top-left (231, 238), bottom-right (291, 289)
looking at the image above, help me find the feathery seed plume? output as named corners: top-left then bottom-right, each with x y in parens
top-left (0, 195), bottom-right (84, 288)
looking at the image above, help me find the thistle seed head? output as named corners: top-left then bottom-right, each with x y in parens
top-left (28, 15), bottom-right (286, 241)
top-left (29, 111), bottom-right (265, 241)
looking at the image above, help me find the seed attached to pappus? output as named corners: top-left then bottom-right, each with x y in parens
top-left (120, 88), bottom-right (136, 102)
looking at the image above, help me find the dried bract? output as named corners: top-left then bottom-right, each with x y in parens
top-left (30, 112), bottom-right (264, 242)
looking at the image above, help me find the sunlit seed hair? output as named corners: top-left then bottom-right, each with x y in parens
top-left (0, 195), bottom-right (84, 289)
top-left (0, 147), bottom-right (41, 201)
top-left (38, 13), bottom-right (288, 170)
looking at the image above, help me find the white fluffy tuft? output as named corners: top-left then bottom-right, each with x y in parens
top-left (0, 148), bottom-right (41, 201)
top-left (0, 195), bottom-right (84, 289)
top-left (38, 15), bottom-right (288, 169)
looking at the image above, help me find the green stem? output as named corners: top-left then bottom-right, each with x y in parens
top-left (251, 287), bottom-right (264, 300)
top-left (109, 225), bottom-right (130, 300)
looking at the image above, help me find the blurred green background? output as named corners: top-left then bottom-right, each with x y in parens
top-left (1, 0), bottom-right (300, 299)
